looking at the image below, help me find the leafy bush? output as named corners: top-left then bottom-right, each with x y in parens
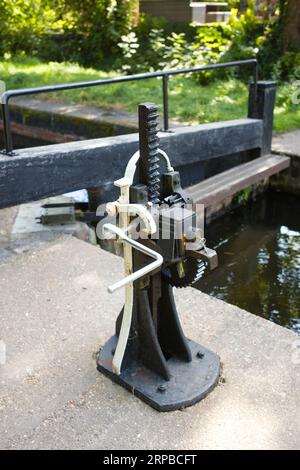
top-left (275, 52), bottom-right (300, 81)
top-left (116, 12), bottom-right (197, 72)
top-left (217, 6), bottom-right (264, 80)
top-left (56, 0), bottom-right (138, 66)
top-left (0, 0), bottom-right (138, 67)
top-left (0, 0), bottom-right (59, 56)
top-left (117, 4), bottom-right (299, 84)
top-left (117, 6), bottom-right (263, 83)
top-left (117, 21), bottom-right (229, 77)
top-left (1, 1), bottom-right (298, 84)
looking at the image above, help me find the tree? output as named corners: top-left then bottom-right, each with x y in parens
top-left (280, 0), bottom-right (300, 52)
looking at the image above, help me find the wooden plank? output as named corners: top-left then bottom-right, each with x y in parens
top-left (187, 154), bottom-right (290, 207)
top-left (0, 118), bottom-right (263, 208)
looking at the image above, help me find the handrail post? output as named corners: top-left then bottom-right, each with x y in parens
top-left (248, 81), bottom-right (277, 156)
top-left (1, 101), bottom-right (13, 155)
top-left (253, 60), bottom-right (259, 101)
top-left (162, 74), bottom-right (169, 132)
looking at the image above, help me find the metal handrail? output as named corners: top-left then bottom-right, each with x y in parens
top-left (0, 59), bottom-right (258, 154)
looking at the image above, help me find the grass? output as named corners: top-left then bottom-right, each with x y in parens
top-left (0, 55), bottom-right (299, 133)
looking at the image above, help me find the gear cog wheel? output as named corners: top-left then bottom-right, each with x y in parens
top-left (162, 257), bottom-right (206, 288)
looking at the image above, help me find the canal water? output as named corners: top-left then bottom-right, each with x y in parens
top-left (198, 190), bottom-right (300, 334)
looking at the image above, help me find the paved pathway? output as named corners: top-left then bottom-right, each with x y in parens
top-left (273, 130), bottom-right (300, 157)
top-left (0, 237), bottom-right (299, 450)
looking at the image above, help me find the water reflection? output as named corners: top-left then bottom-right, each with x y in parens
top-left (198, 191), bottom-right (300, 334)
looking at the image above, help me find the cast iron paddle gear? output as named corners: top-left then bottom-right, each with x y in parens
top-left (97, 102), bottom-right (220, 411)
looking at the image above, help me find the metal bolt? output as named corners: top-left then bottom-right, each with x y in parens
top-left (157, 385), bottom-right (166, 393)
top-left (196, 351), bottom-right (205, 359)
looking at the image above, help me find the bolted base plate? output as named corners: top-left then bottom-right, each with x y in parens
top-left (97, 335), bottom-right (220, 412)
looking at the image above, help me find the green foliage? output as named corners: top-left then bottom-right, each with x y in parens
top-left (0, 1), bottom-right (138, 67)
top-left (0, 0), bottom-right (59, 55)
top-left (1, 55), bottom-right (298, 134)
top-left (116, 6), bottom-right (265, 84)
top-left (117, 4), bottom-right (298, 84)
top-left (257, 1), bottom-right (300, 80)
top-left (56, 0), bottom-right (137, 66)
top-left (217, 6), bottom-right (264, 80)
top-left (116, 14), bottom-right (196, 73)
top-left (0, 1), bottom-right (298, 82)
top-left (237, 187), bottom-right (252, 205)
top-left (117, 28), bottom-right (167, 72)
top-left (117, 22), bottom-right (229, 77)
top-left (222, 5), bottom-right (263, 47)
top-left (275, 52), bottom-right (300, 81)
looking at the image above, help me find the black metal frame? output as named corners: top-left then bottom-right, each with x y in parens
top-left (1, 59), bottom-right (258, 155)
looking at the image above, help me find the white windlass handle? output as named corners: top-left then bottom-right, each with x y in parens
top-left (103, 223), bottom-right (163, 294)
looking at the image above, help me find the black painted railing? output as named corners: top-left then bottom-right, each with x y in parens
top-left (0, 59), bottom-right (258, 155)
